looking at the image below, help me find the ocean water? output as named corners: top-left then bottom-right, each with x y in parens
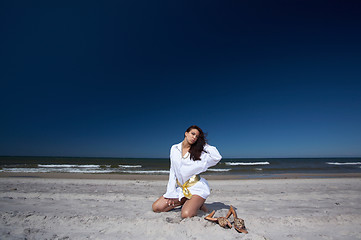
top-left (1, 156), bottom-right (361, 176)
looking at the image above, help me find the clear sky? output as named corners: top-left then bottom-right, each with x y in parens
top-left (1, 0), bottom-right (361, 158)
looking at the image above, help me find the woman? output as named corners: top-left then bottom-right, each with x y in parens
top-left (152, 125), bottom-right (222, 218)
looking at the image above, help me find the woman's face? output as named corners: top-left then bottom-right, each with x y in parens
top-left (185, 128), bottom-right (200, 145)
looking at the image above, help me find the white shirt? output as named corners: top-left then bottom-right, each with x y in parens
top-left (163, 142), bottom-right (222, 200)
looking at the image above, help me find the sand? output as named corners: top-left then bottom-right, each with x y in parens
top-left (1, 175), bottom-right (361, 240)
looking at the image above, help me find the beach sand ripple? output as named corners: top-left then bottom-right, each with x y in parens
top-left (1, 177), bottom-right (361, 239)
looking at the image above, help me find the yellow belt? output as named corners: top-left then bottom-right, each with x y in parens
top-left (177, 174), bottom-right (201, 199)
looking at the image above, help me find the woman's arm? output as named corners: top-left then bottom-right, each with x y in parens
top-left (200, 144), bottom-right (222, 169)
top-left (163, 147), bottom-right (179, 199)
top-left (163, 164), bottom-right (178, 198)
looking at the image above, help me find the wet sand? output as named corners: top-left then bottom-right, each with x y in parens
top-left (1, 172), bottom-right (361, 180)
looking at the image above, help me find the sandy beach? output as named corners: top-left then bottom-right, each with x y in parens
top-left (1, 174), bottom-right (361, 240)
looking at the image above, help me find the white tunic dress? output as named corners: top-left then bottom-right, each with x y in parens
top-left (163, 142), bottom-right (222, 200)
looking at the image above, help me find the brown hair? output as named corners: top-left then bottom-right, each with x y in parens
top-left (186, 125), bottom-right (207, 161)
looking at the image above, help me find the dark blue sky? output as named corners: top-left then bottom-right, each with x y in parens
top-left (1, 0), bottom-right (361, 158)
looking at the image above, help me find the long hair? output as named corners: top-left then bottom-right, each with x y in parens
top-left (186, 125), bottom-right (207, 161)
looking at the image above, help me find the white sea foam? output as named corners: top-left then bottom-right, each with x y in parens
top-left (207, 168), bottom-right (232, 172)
top-left (120, 170), bottom-right (170, 174)
top-left (64, 169), bottom-right (116, 173)
top-left (1, 168), bottom-right (52, 173)
top-left (119, 165), bottom-right (142, 168)
top-left (38, 164), bottom-right (100, 168)
top-left (225, 162), bottom-right (270, 166)
top-left (326, 162), bottom-right (361, 165)
top-left (1, 167), bottom-right (116, 173)
top-left (1, 165), bottom-right (166, 174)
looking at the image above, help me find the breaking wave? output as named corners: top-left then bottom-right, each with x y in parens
top-left (38, 164), bottom-right (100, 168)
top-left (225, 162), bottom-right (270, 166)
top-left (207, 168), bottom-right (232, 172)
top-left (326, 162), bottom-right (361, 165)
top-left (120, 170), bottom-right (170, 174)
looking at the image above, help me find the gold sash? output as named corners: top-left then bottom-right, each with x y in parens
top-left (177, 174), bottom-right (200, 199)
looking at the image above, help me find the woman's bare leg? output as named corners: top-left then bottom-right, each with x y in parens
top-left (181, 195), bottom-right (206, 218)
top-left (152, 196), bottom-right (185, 212)
top-left (200, 203), bottom-right (208, 213)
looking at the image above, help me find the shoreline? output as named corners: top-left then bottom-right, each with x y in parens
top-left (1, 171), bottom-right (361, 180)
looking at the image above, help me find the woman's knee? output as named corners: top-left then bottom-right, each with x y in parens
top-left (152, 201), bottom-right (162, 212)
top-left (181, 209), bottom-right (196, 218)
top-left (152, 197), bottom-right (169, 212)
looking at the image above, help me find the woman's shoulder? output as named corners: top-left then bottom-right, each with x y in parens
top-left (170, 142), bottom-right (182, 151)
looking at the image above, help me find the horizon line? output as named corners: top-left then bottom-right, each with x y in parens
top-left (1, 155), bottom-right (361, 159)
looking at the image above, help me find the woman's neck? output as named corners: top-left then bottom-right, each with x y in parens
top-left (182, 140), bottom-right (191, 150)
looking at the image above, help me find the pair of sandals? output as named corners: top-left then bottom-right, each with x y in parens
top-left (204, 205), bottom-right (248, 234)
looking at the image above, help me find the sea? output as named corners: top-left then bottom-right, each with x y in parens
top-left (1, 156), bottom-right (361, 177)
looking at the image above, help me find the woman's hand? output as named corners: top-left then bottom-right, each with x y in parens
top-left (165, 198), bottom-right (178, 207)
